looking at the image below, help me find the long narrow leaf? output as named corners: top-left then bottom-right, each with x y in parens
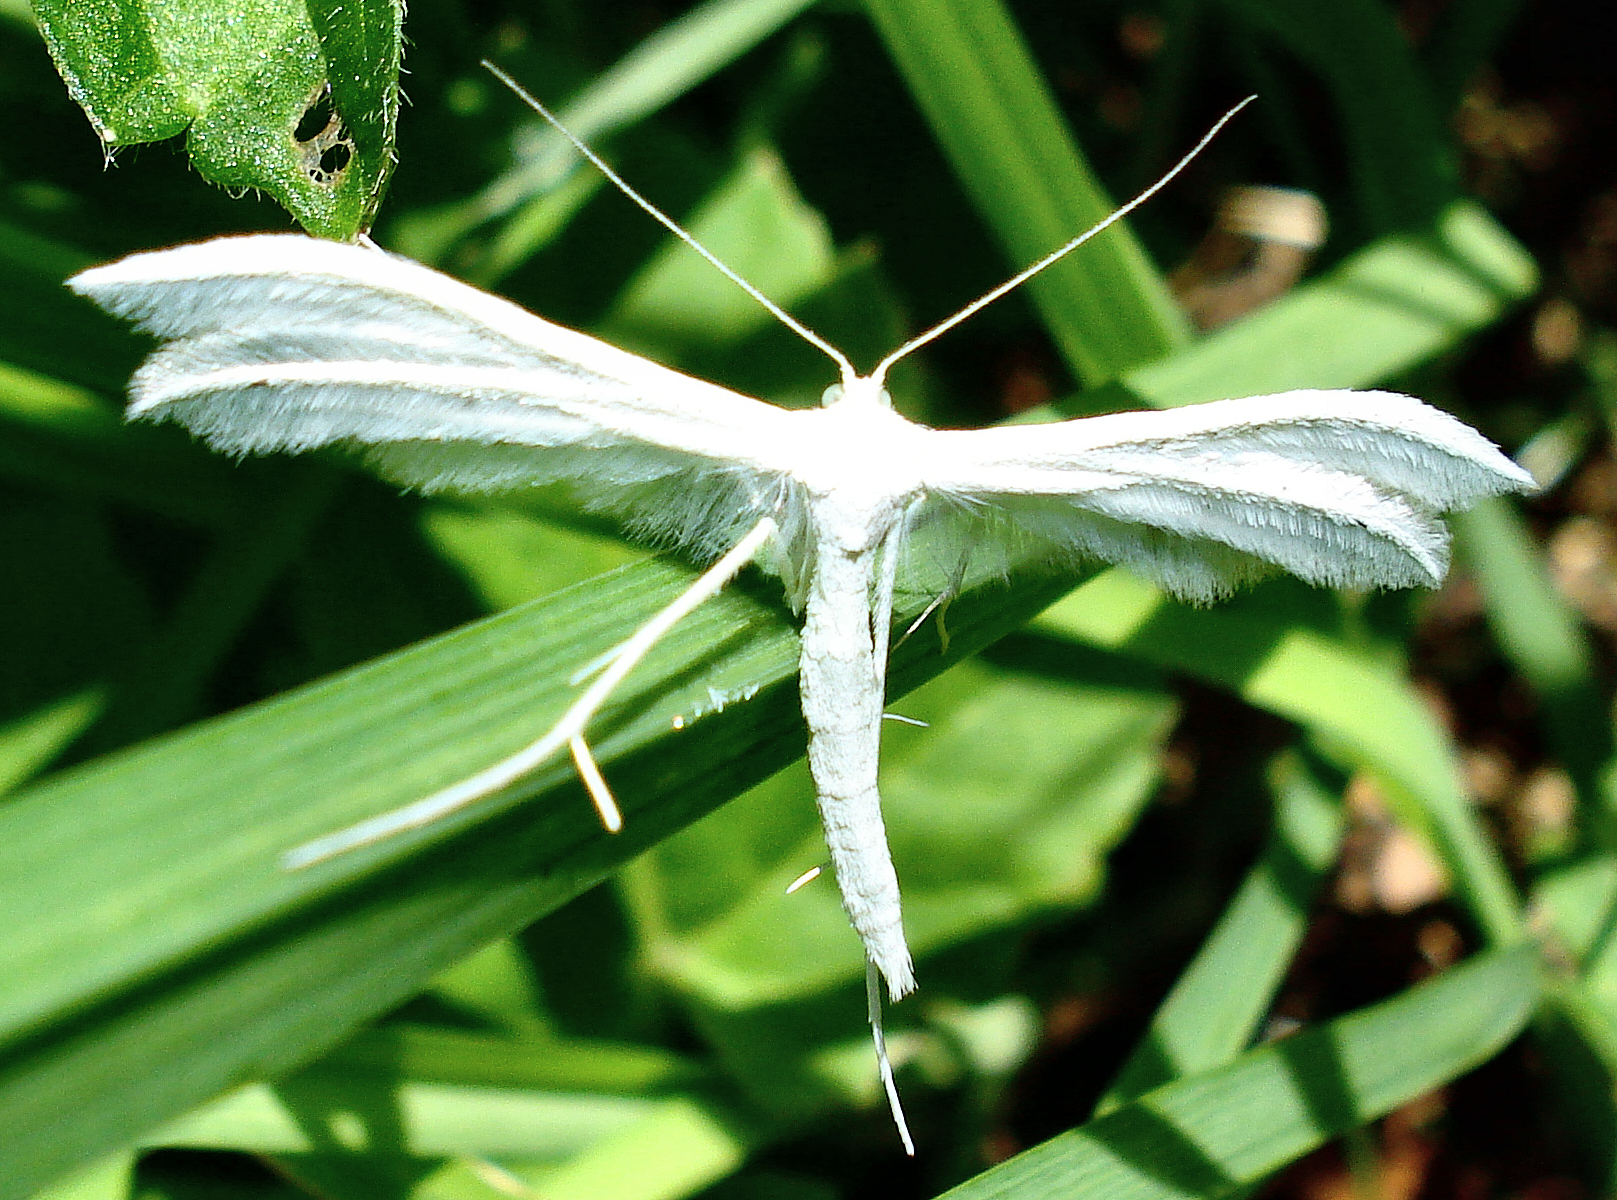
top-left (863, 0), bottom-right (1189, 388)
top-left (1039, 569), bottom-right (1525, 948)
top-left (942, 945), bottom-right (1541, 1199)
top-left (0, 539), bottom-right (1078, 1197)
top-left (1099, 750), bottom-right (1345, 1108)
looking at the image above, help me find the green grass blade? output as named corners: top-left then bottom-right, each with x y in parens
top-left (73, 462), bottom-right (342, 755)
top-left (862, 0), bottom-right (1189, 388)
top-left (398, 0), bottom-right (817, 266)
top-left (1217, 0), bottom-right (1453, 232)
top-left (1125, 201), bottom-right (1537, 407)
top-left (0, 690), bottom-right (102, 796)
top-left (1530, 980), bottom-right (1617, 1193)
top-left (0, 541), bottom-right (1079, 1198)
top-left (1099, 749), bottom-right (1345, 1108)
top-left (1040, 569), bottom-right (1525, 948)
top-left (26, 1155), bottom-right (134, 1200)
top-left (1453, 498), bottom-right (1612, 819)
top-left (941, 944), bottom-right (1541, 1199)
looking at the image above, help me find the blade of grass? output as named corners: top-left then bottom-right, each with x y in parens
top-left (27, 1155), bottom-right (135, 1200)
top-left (397, 0), bottom-right (817, 266)
top-left (862, 0), bottom-right (1190, 390)
top-left (942, 944), bottom-right (1541, 1199)
top-left (1453, 498), bottom-right (1611, 829)
top-left (1038, 568), bottom-right (1525, 949)
top-left (0, 690), bottom-right (102, 796)
top-left (71, 460), bottom-right (341, 756)
top-left (1123, 201), bottom-right (1536, 407)
top-left (1216, 0), bottom-right (1454, 232)
top-left (0, 536), bottom-right (1081, 1198)
top-left (153, 1076), bottom-right (734, 1164)
top-left (1099, 748), bottom-right (1346, 1109)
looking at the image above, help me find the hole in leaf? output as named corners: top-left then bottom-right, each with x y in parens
top-left (295, 90), bottom-right (335, 143)
top-left (320, 143), bottom-right (352, 175)
top-left (294, 81), bottom-right (357, 188)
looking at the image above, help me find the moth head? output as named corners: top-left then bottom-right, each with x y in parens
top-left (822, 377), bottom-right (894, 410)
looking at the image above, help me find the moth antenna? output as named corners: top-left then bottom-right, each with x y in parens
top-left (484, 61), bottom-right (859, 388)
top-left (871, 96), bottom-right (1258, 386)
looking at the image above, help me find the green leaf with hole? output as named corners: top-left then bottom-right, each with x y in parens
top-left (32, 0), bottom-right (400, 236)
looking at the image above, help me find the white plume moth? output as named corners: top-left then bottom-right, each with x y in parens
top-left (68, 83), bottom-right (1534, 1153)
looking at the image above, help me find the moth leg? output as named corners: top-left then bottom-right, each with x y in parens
top-left (931, 593), bottom-right (955, 655)
top-left (543, 514), bottom-right (778, 809)
top-left (786, 865), bottom-right (822, 893)
top-left (881, 713), bottom-right (928, 728)
top-left (868, 956), bottom-right (916, 1156)
top-left (890, 503), bottom-right (952, 654)
top-left (569, 735), bottom-right (621, 831)
top-left (282, 517), bottom-right (776, 869)
top-left (894, 591), bottom-right (950, 652)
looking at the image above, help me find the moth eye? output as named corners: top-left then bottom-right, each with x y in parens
top-left (821, 383), bottom-right (845, 406)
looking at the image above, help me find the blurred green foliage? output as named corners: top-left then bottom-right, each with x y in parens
top-left (2, 1), bottom-right (1608, 1198)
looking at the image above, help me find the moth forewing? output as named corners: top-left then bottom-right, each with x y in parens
top-left (73, 234), bottom-right (809, 481)
top-left (912, 389), bottom-right (1533, 603)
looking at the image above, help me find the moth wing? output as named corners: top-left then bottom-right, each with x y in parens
top-left (915, 390), bottom-right (1535, 602)
top-left (69, 234), bottom-right (804, 561)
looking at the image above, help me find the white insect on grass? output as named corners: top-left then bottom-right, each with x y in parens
top-left (69, 78), bottom-right (1535, 1155)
